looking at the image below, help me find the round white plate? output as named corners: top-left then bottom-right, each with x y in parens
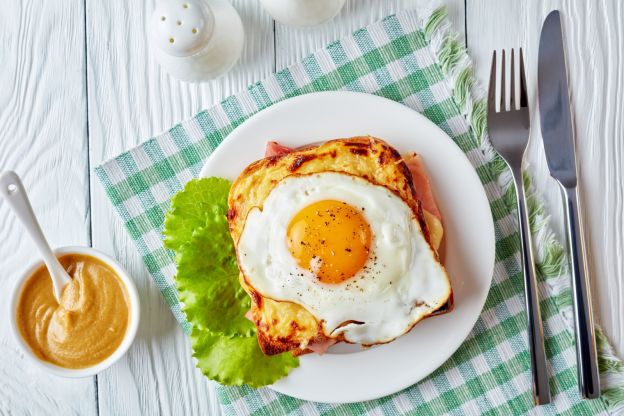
top-left (200, 91), bottom-right (495, 404)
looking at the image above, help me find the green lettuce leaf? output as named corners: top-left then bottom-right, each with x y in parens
top-left (163, 177), bottom-right (232, 253)
top-left (163, 177), bottom-right (299, 387)
top-left (191, 327), bottom-right (299, 388)
top-left (176, 226), bottom-right (253, 336)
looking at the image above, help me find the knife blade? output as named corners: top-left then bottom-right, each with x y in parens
top-left (538, 11), bottom-right (577, 187)
top-left (538, 10), bottom-right (601, 400)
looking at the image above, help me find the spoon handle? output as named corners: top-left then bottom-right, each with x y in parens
top-left (0, 171), bottom-right (71, 293)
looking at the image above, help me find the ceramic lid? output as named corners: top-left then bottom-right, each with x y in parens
top-left (150, 0), bottom-right (213, 57)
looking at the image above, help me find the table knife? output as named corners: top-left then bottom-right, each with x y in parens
top-left (538, 10), bottom-right (600, 399)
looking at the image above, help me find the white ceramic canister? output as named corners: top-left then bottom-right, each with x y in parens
top-left (150, 0), bottom-right (244, 81)
top-left (259, 0), bottom-right (346, 27)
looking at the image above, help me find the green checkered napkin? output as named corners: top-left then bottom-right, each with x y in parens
top-left (96, 7), bottom-right (624, 415)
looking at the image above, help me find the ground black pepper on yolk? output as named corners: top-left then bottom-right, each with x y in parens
top-left (287, 200), bottom-right (372, 284)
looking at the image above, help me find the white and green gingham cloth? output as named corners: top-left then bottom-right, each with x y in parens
top-left (95, 7), bottom-right (624, 415)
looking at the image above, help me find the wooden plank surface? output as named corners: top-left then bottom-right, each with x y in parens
top-left (0, 0), bottom-right (97, 414)
top-left (1, 0), bottom-right (622, 414)
top-left (466, 0), bottom-right (624, 356)
top-left (85, 0), bottom-right (274, 414)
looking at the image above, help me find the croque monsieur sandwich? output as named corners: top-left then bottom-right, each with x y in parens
top-left (227, 137), bottom-right (453, 356)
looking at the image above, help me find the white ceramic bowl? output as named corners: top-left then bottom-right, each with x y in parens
top-left (8, 246), bottom-right (140, 378)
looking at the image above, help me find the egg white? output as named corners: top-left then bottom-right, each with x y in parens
top-left (237, 172), bottom-right (451, 345)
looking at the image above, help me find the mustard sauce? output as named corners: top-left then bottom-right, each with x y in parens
top-left (16, 254), bottom-right (130, 369)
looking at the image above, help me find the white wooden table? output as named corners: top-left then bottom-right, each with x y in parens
top-left (1, 1), bottom-right (622, 414)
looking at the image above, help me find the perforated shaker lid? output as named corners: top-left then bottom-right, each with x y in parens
top-left (150, 0), bottom-right (213, 57)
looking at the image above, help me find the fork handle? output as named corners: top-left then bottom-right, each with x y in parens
top-left (514, 172), bottom-right (552, 405)
top-left (562, 185), bottom-right (600, 399)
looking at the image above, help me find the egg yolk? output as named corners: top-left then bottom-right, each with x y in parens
top-left (287, 200), bottom-right (372, 284)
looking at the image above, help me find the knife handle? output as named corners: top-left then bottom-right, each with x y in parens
top-left (563, 185), bottom-right (600, 399)
top-left (514, 172), bottom-right (552, 405)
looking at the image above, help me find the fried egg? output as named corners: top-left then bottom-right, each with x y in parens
top-left (237, 172), bottom-right (450, 345)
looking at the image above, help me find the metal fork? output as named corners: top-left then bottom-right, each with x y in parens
top-left (487, 49), bottom-right (552, 405)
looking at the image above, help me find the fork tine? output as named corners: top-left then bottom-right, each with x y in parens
top-left (519, 47), bottom-right (528, 108)
top-left (500, 50), bottom-right (506, 111)
top-left (488, 51), bottom-right (497, 113)
top-left (510, 49), bottom-right (516, 110)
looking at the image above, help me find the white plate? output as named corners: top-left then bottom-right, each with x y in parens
top-left (200, 91), bottom-right (495, 404)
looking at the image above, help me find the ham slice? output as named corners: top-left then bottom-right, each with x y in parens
top-left (401, 152), bottom-right (442, 221)
top-left (264, 142), bottom-right (442, 221)
top-left (265, 141), bottom-right (293, 157)
top-left (245, 310), bottom-right (253, 322)
top-left (306, 338), bottom-right (337, 355)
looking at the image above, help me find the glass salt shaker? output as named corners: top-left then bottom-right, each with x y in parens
top-left (150, 0), bottom-right (244, 81)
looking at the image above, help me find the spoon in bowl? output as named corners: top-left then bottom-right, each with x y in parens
top-left (0, 171), bottom-right (71, 301)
